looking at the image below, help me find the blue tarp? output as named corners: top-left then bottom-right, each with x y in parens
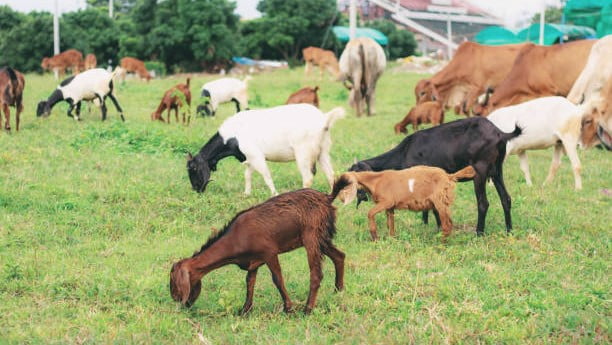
top-left (332, 26), bottom-right (388, 45)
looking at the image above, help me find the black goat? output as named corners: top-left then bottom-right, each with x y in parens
top-left (350, 117), bottom-right (521, 236)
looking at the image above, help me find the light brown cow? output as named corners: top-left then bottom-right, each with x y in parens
top-left (286, 86), bottom-right (319, 107)
top-left (303, 47), bottom-right (340, 79)
top-left (84, 53), bottom-right (97, 70)
top-left (41, 49), bottom-right (83, 78)
top-left (580, 78), bottom-right (612, 150)
top-left (394, 101), bottom-right (444, 134)
top-left (475, 39), bottom-right (596, 116)
top-left (119, 57), bottom-right (151, 82)
top-left (338, 37), bottom-right (386, 117)
top-left (414, 42), bottom-right (527, 116)
top-left (568, 35), bottom-right (612, 104)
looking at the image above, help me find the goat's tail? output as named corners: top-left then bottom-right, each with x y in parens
top-left (450, 166), bottom-right (476, 181)
top-left (313, 86), bottom-right (319, 92)
top-left (328, 174), bottom-right (351, 202)
top-left (185, 77), bottom-right (190, 87)
top-left (4, 67), bottom-right (19, 102)
top-left (501, 125), bottom-right (522, 142)
top-left (324, 107), bottom-right (346, 129)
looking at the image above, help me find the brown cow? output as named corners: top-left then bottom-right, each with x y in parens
top-left (414, 42), bottom-right (527, 117)
top-left (84, 53), bottom-right (97, 70)
top-left (580, 78), bottom-right (612, 150)
top-left (151, 78), bottom-right (191, 124)
top-left (475, 39), bottom-right (596, 116)
top-left (303, 47), bottom-right (340, 79)
top-left (286, 86), bottom-right (319, 107)
top-left (119, 57), bottom-right (151, 82)
top-left (41, 49), bottom-right (83, 78)
top-left (394, 101), bottom-right (444, 134)
top-left (0, 67), bottom-right (25, 132)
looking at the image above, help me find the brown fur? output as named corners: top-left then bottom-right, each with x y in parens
top-left (151, 78), bottom-right (191, 124)
top-left (303, 47), bottom-right (340, 79)
top-left (41, 49), bottom-right (83, 77)
top-left (120, 57), bottom-right (151, 81)
top-left (394, 101), bottom-right (444, 134)
top-left (580, 78), bottom-right (612, 148)
top-left (334, 165), bottom-right (476, 240)
top-left (169, 188), bottom-right (347, 314)
top-left (83, 54), bottom-right (97, 70)
top-left (286, 86), bottom-right (319, 107)
top-left (0, 67), bottom-right (25, 132)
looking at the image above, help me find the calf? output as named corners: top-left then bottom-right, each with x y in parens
top-left (41, 49), bottom-right (83, 79)
top-left (84, 53), bottom-right (97, 70)
top-left (303, 47), bottom-right (340, 79)
top-left (119, 57), bottom-right (151, 81)
top-left (350, 117), bottom-right (521, 236)
top-left (0, 67), bottom-right (25, 132)
top-left (151, 78), bottom-right (191, 124)
top-left (394, 101), bottom-right (444, 134)
top-left (286, 86), bottom-right (319, 107)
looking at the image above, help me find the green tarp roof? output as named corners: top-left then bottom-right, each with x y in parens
top-left (517, 23), bottom-right (596, 45)
top-left (332, 26), bottom-right (388, 45)
top-left (564, 0), bottom-right (612, 37)
top-left (474, 26), bottom-right (522, 45)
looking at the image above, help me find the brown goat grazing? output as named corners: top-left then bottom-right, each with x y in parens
top-left (151, 78), bottom-right (191, 124)
top-left (41, 49), bottom-right (83, 78)
top-left (84, 54), bottom-right (97, 70)
top-left (169, 187), bottom-right (348, 314)
top-left (119, 57), bottom-right (151, 81)
top-left (0, 67), bottom-right (25, 132)
top-left (286, 86), bottom-right (319, 107)
top-left (394, 101), bottom-right (444, 134)
top-left (334, 165), bottom-right (476, 240)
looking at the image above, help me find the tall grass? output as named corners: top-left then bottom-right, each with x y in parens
top-left (1, 67), bottom-right (610, 344)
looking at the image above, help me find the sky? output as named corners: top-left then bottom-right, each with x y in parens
top-left (0, 0), bottom-right (563, 27)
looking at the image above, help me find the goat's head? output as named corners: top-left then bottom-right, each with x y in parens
top-left (186, 152), bottom-right (212, 193)
top-left (36, 101), bottom-right (51, 117)
top-left (169, 261), bottom-right (202, 307)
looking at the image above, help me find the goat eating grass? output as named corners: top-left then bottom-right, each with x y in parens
top-left (170, 187), bottom-right (348, 314)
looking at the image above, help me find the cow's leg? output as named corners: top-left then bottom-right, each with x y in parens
top-left (174, 107), bottom-right (179, 123)
top-left (517, 151), bottom-right (533, 186)
top-left (304, 61), bottom-right (311, 76)
top-left (365, 86), bottom-right (377, 116)
top-left (107, 93), bottom-right (125, 122)
top-left (2, 104), bottom-right (10, 131)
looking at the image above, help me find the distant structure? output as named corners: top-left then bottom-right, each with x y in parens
top-left (338, 0), bottom-right (502, 59)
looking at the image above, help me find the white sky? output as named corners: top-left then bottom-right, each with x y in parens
top-left (0, 0), bottom-right (562, 27)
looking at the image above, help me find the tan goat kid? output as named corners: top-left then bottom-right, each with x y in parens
top-left (335, 165), bottom-right (475, 240)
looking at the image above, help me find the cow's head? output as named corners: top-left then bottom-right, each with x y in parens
top-left (414, 79), bottom-right (440, 104)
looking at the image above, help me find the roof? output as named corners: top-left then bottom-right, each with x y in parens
top-left (398, 0), bottom-right (494, 17)
top-left (332, 26), bottom-right (389, 45)
top-left (474, 26), bottom-right (522, 45)
top-left (517, 23), bottom-right (597, 45)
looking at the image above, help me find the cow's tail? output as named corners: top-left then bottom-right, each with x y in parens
top-left (358, 43), bottom-right (367, 95)
top-left (324, 107), bottom-right (346, 130)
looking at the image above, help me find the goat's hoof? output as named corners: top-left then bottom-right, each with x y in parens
top-left (303, 307), bottom-right (313, 315)
top-left (238, 305), bottom-right (252, 316)
top-left (283, 305), bottom-right (294, 314)
top-left (335, 284), bottom-right (344, 292)
top-left (476, 231), bottom-right (484, 237)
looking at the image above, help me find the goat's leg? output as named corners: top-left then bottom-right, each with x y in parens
top-left (66, 100), bottom-right (77, 120)
top-left (75, 101), bottom-right (82, 121)
top-left (518, 151), bottom-right (533, 186)
top-left (2, 104), bottom-right (10, 131)
top-left (95, 94), bottom-right (107, 121)
top-left (322, 244), bottom-right (345, 291)
top-left (296, 151), bottom-right (315, 188)
top-left (367, 203), bottom-right (389, 241)
top-left (303, 239), bottom-right (323, 314)
top-left (174, 107), bottom-right (179, 123)
top-left (107, 93), bottom-right (125, 122)
top-left (561, 138), bottom-right (582, 190)
top-left (422, 211), bottom-right (429, 225)
top-left (244, 165), bottom-right (253, 195)
top-left (543, 143), bottom-right (564, 187)
top-left (491, 168), bottom-right (512, 233)
top-left (318, 151), bottom-right (335, 190)
top-left (239, 267), bottom-right (260, 315)
top-left (266, 255), bottom-right (293, 313)
top-left (432, 208), bottom-right (442, 229)
top-left (433, 202), bottom-right (453, 238)
top-left (473, 170), bottom-right (490, 236)
top-left (386, 209), bottom-right (396, 237)
top-left (248, 155), bottom-right (277, 195)
top-left (15, 98), bottom-right (22, 131)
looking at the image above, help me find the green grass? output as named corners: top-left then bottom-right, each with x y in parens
top-left (1, 67), bottom-right (610, 344)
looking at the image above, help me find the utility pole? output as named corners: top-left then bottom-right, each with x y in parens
top-left (446, 13), bottom-right (452, 59)
top-left (53, 0), bottom-right (60, 79)
top-left (539, 6), bottom-right (545, 45)
top-left (349, 0), bottom-right (356, 39)
top-left (109, 0), bottom-right (114, 18)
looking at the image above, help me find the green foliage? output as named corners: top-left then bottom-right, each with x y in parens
top-left (366, 19), bottom-right (417, 59)
top-left (0, 11), bottom-right (53, 72)
top-left (531, 6), bottom-right (564, 24)
top-left (144, 60), bottom-right (166, 77)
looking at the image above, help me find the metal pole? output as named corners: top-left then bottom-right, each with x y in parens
top-left (349, 0), bottom-right (356, 39)
top-left (539, 7), bottom-right (545, 45)
top-left (109, 0), bottom-right (114, 18)
top-left (53, 0), bottom-right (60, 79)
top-left (447, 14), bottom-right (452, 59)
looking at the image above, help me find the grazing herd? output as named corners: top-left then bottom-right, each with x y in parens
top-left (3, 34), bottom-right (611, 314)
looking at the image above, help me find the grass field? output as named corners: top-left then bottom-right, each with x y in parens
top-left (1, 66), bottom-right (610, 344)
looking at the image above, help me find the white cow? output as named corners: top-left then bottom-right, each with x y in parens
top-left (567, 35), bottom-right (612, 104)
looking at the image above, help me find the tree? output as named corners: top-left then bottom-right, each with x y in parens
top-left (366, 19), bottom-right (417, 59)
top-left (61, 8), bottom-right (120, 66)
top-left (0, 12), bottom-right (53, 72)
top-left (531, 7), bottom-right (563, 24)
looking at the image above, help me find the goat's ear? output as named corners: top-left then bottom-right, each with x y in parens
top-left (338, 176), bottom-right (359, 205)
top-left (170, 264), bottom-right (191, 305)
top-left (353, 157), bottom-right (358, 164)
top-left (186, 152), bottom-right (193, 161)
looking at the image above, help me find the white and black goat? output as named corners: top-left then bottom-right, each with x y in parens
top-left (196, 77), bottom-right (250, 116)
top-left (36, 68), bottom-right (124, 121)
top-left (187, 104), bottom-right (345, 195)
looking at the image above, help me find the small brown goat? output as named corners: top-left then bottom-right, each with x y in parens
top-left (84, 53), bottom-right (97, 70)
top-left (286, 86), bottom-right (319, 107)
top-left (151, 78), bottom-right (191, 124)
top-left (0, 67), bottom-right (25, 132)
top-left (170, 187), bottom-right (348, 314)
top-left (119, 57), bottom-right (151, 81)
top-left (394, 101), bottom-right (444, 134)
top-left (334, 165), bottom-right (475, 240)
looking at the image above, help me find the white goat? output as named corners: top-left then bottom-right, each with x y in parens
top-left (187, 104), bottom-right (345, 195)
top-left (487, 96), bottom-right (583, 190)
top-left (36, 68), bottom-right (124, 121)
top-left (197, 76), bottom-right (251, 116)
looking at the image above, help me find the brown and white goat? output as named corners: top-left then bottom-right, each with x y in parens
top-left (151, 78), bottom-right (191, 124)
top-left (286, 86), bottom-right (319, 107)
top-left (0, 67), bottom-right (25, 132)
top-left (119, 57), bottom-right (151, 81)
top-left (394, 101), bottom-right (444, 134)
top-left (334, 165), bottom-right (476, 240)
top-left (169, 187), bottom-right (348, 314)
